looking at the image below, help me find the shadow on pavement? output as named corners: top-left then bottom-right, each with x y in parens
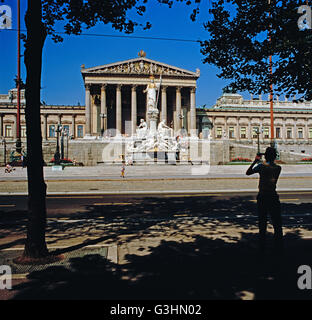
top-left (10, 232), bottom-right (312, 300)
top-left (0, 195), bottom-right (312, 299)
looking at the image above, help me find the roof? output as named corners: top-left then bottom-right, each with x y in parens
top-left (81, 56), bottom-right (200, 78)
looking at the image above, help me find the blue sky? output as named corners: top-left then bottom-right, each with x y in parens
top-left (0, 0), bottom-right (232, 107)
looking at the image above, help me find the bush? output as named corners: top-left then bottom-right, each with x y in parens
top-left (301, 157), bottom-right (312, 162)
top-left (230, 157), bottom-right (252, 162)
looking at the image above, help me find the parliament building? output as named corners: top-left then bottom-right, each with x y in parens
top-left (1, 52), bottom-right (312, 159)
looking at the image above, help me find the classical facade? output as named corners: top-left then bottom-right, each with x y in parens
top-left (199, 92), bottom-right (312, 155)
top-left (81, 51), bottom-right (199, 137)
top-left (0, 88), bottom-right (85, 141)
top-left (1, 52), bottom-right (312, 159)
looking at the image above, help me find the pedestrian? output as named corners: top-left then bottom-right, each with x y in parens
top-left (246, 147), bottom-right (283, 254)
top-left (5, 163), bottom-right (13, 173)
top-left (120, 162), bottom-right (126, 179)
top-left (22, 155), bottom-right (27, 169)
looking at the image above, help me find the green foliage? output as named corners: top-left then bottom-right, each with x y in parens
top-left (200, 0), bottom-right (312, 100)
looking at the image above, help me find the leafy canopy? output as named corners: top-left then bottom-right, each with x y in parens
top-left (200, 0), bottom-right (312, 100)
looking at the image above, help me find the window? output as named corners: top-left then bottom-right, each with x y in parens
top-left (21, 125), bottom-right (26, 138)
top-left (298, 128), bottom-right (304, 139)
top-left (252, 127), bottom-right (259, 139)
top-left (229, 127), bottom-right (235, 139)
top-left (240, 127), bottom-right (246, 139)
top-left (287, 128), bottom-right (292, 139)
top-left (276, 127), bottom-right (281, 139)
top-left (63, 125), bottom-right (70, 135)
top-left (77, 125), bottom-right (84, 138)
top-left (49, 125), bottom-right (55, 138)
top-left (263, 127), bottom-right (270, 139)
top-left (216, 127), bottom-right (222, 138)
top-left (5, 125), bottom-right (12, 137)
top-left (309, 128), bottom-right (312, 139)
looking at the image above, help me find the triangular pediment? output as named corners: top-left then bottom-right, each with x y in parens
top-left (81, 57), bottom-right (199, 78)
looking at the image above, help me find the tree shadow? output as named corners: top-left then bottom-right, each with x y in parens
top-left (1, 194), bottom-right (312, 299)
top-left (11, 231), bottom-right (312, 300)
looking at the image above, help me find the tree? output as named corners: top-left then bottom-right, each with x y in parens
top-left (17, 0), bottom-right (201, 261)
top-left (200, 0), bottom-right (312, 100)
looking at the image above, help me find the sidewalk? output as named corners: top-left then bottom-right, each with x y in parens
top-left (0, 164), bottom-right (311, 181)
top-left (0, 164), bottom-right (312, 194)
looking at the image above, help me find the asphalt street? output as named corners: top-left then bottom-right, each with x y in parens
top-left (0, 190), bottom-right (311, 212)
top-left (1, 191), bottom-right (312, 228)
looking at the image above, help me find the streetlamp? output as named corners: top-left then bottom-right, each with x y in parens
top-left (60, 127), bottom-right (65, 160)
top-left (1, 138), bottom-right (6, 165)
top-left (179, 113), bottom-right (184, 134)
top-left (100, 113), bottom-right (107, 136)
top-left (15, 0), bottom-right (22, 155)
top-left (255, 127), bottom-right (263, 155)
top-left (268, 0), bottom-right (275, 149)
top-left (54, 124), bottom-right (62, 165)
top-left (64, 128), bottom-right (69, 160)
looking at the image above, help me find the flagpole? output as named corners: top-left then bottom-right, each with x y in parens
top-left (268, 0), bottom-right (275, 147)
top-left (16, 0), bottom-right (21, 154)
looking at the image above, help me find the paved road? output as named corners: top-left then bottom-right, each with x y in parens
top-left (1, 191), bottom-right (312, 225)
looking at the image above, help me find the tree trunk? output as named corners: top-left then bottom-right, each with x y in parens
top-left (23, 0), bottom-right (48, 258)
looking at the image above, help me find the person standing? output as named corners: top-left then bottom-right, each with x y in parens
top-left (120, 162), bottom-right (126, 179)
top-left (246, 147), bottom-right (283, 253)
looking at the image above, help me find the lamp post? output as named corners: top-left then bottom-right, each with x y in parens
top-left (64, 128), bottom-right (69, 160)
top-left (2, 138), bottom-right (6, 165)
top-left (256, 127), bottom-right (263, 154)
top-left (268, 0), bottom-right (275, 148)
top-left (54, 124), bottom-right (62, 165)
top-left (100, 113), bottom-right (107, 136)
top-left (179, 113), bottom-right (184, 134)
top-left (60, 127), bottom-right (65, 160)
top-left (15, 0), bottom-right (22, 154)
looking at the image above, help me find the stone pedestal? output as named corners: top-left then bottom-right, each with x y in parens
top-left (147, 108), bottom-right (159, 136)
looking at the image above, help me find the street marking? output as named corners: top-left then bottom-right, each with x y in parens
top-left (93, 202), bottom-right (132, 206)
top-left (249, 199), bottom-right (299, 203)
top-left (48, 196), bottom-right (101, 199)
top-left (163, 193), bottom-right (223, 198)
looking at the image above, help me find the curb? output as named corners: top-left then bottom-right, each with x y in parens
top-left (1, 188), bottom-right (312, 196)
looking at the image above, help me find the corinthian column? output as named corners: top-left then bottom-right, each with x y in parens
top-left (131, 85), bottom-right (137, 136)
top-left (0, 114), bottom-right (3, 137)
top-left (176, 86), bottom-right (182, 132)
top-left (43, 114), bottom-right (47, 140)
top-left (190, 87), bottom-right (196, 136)
top-left (161, 86), bottom-right (168, 123)
top-left (116, 84), bottom-right (122, 135)
top-left (101, 84), bottom-right (107, 133)
top-left (85, 84), bottom-right (91, 136)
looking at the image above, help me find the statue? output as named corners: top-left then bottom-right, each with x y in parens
top-left (144, 75), bottom-right (160, 111)
top-left (137, 118), bottom-right (148, 138)
top-left (158, 120), bottom-right (170, 138)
